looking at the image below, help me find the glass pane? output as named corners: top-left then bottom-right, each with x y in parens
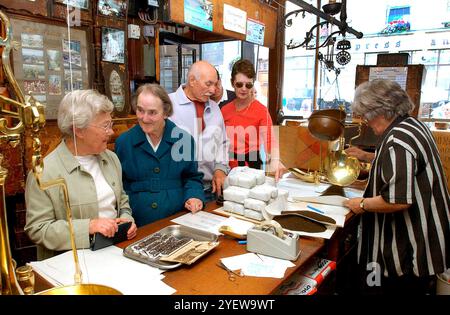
top-left (255, 45), bottom-right (269, 106)
top-left (159, 45), bottom-right (179, 93)
top-left (412, 50), bottom-right (438, 65)
top-left (283, 53), bottom-right (314, 117)
top-left (388, 6), bottom-right (411, 23)
top-left (364, 53), bottom-right (378, 65)
top-left (181, 44), bottom-right (199, 85)
top-left (201, 40), bottom-right (241, 92)
top-left (439, 49), bottom-right (450, 64)
top-left (436, 65), bottom-right (450, 97)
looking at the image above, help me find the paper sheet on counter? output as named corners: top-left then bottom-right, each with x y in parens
top-left (30, 246), bottom-right (176, 295)
top-left (289, 224), bottom-right (337, 239)
top-left (171, 211), bottom-right (228, 235)
top-left (221, 253), bottom-right (295, 278)
top-left (278, 175), bottom-right (364, 207)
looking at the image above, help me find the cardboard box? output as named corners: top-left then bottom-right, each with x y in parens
top-left (278, 275), bottom-right (317, 295)
top-left (300, 257), bottom-right (336, 285)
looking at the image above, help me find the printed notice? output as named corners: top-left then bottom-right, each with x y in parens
top-left (223, 4), bottom-right (247, 34)
top-left (246, 18), bottom-right (265, 46)
top-left (369, 67), bottom-right (408, 89)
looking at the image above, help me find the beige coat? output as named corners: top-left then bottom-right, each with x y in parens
top-left (25, 140), bottom-right (133, 260)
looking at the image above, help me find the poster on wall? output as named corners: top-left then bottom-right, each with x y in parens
top-left (98, 0), bottom-right (128, 18)
top-left (246, 18), bottom-right (265, 46)
top-left (101, 27), bottom-right (125, 64)
top-left (184, 0), bottom-right (213, 32)
top-left (11, 17), bottom-right (89, 120)
top-left (54, 0), bottom-right (89, 10)
top-left (223, 4), bottom-right (246, 35)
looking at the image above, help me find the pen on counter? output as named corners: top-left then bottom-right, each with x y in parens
top-left (237, 240), bottom-right (247, 245)
top-left (255, 253), bottom-right (264, 261)
top-left (306, 204), bottom-right (325, 214)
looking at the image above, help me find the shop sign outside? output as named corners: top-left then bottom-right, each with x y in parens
top-left (350, 31), bottom-right (450, 53)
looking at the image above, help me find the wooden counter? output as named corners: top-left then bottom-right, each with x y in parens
top-left (33, 202), bottom-right (327, 295)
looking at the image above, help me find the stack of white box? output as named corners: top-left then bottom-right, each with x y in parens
top-left (222, 167), bottom-right (288, 221)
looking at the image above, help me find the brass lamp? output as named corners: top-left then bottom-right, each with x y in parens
top-left (289, 108), bottom-right (362, 186)
top-left (0, 10), bottom-right (120, 295)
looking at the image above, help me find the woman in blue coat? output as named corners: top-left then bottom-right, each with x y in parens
top-left (115, 84), bottom-right (205, 227)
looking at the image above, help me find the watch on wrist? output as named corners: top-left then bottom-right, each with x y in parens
top-left (359, 198), bottom-right (366, 212)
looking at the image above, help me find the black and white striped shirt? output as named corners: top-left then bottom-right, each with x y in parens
top-left (359, 115), bottom-right (450, 277)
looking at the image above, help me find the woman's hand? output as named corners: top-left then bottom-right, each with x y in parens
top-left (343, 197), bottom-right (366, 215)
top-left (116, 218), bottom-right (137, 240)
top-left (267, 159), bottom-right (288, 182)
top-left (345, 146), bottom-right (374, 162)
top-left (89, 218), bottom-right (118, 238)
top-left (185, 198), bottom-right (204, 213)
top-left (212, 169), bottom-right (227, 196)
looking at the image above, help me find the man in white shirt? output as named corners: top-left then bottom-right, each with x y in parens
top-left (169, 61), bottom-right (229, 202)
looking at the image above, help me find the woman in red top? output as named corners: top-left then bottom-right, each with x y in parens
top-left (221, 59), bottom-right (286, 180)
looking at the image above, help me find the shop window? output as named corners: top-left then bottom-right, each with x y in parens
top-left (364, 53), bottom-right (379, 65)
top-left (381, 6), bottom-right (411, 34)
top-left (201, 41), bottom-right (241, 92)
top-left (387, 6), bottom-right (410, 24)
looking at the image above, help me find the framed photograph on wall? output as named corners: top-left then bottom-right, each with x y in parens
top-left (54, 0), bottom-right (89, 10)
top-left (102, 63), bottom-right (130, 117)
top-left (10, 17), bottom-right (90, 120)
top-left (101, 27), bottom-right (125, 64)
top-left (98, 0), bottom-right (128, 19)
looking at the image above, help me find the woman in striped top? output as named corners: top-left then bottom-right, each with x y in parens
top-left (344, 79), bottom-right (450, 294)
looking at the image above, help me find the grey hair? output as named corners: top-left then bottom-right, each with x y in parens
top-left (132, 83), bottom-right (173, 116)
top-left (352, 79), bottom-right (414, 121)
top-left (57, 89), bottom-right (114, 137)
top-left (186, 60), bottom-right (215, 82)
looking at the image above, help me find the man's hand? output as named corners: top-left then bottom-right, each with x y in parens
top-left (211, 169), bottom-right (227, 196)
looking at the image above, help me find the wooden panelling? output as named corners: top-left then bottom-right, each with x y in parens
top-left (279, 125), bottom-right (328, 171)
top-left (168, 0), bottom-right (278, 48)
top-left (432, 130), bottom-right (450, 190)
top-left (0, 0), bottom-right (48, 17)
top-left (1, 141), bottom-right (25, 195)
top-left (51, 1), bottom-right (93, 24)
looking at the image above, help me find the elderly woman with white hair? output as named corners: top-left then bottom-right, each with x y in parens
top-left (343, 79), bottom-right (450, 294)
top-left (25, 89), bottom-right (137, 260)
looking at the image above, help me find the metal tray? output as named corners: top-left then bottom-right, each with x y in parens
top-left (123, 225), bottom-right (219, 270)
